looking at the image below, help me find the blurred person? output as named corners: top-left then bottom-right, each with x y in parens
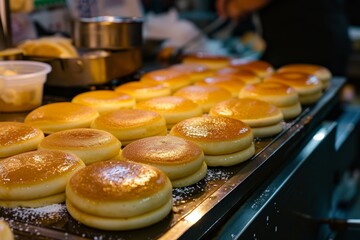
top-left (216, 0), bottom-right (352, 76)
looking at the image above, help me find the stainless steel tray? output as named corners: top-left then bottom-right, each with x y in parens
top-left (25, 49), bottom-right (142, 87)
top-left (0, 78), bottom-right (345, 240)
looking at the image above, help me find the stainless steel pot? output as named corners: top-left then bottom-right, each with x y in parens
top-left (73, 16), bottom-right (143, 50)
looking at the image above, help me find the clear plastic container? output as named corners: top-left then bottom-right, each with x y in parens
top-left (0, 61), bottom-right (51, 112)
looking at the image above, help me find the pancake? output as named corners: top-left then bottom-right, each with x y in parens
top-left (170, 115), bottom-right (253, 153)
top-left (182, 53), bottom-right (230, 70)
top-left (114, 81), bottom-right (171, 102)
top-left (209, 98), bottom-right (284, 137)
top-left (230, 60), bottom-right (274, 78)
top-left (173, 85), bottom-right (232, 113)
top-left (136, 96), bottom-right (203, 129)
top-left (278, 63), bottom-right (332, 89)
top-left (239, 82), bottom-right (302, 119)
top-left (0, 121), bottom-right (44, 158)
top-left (66, 160), bottom-right (173, 230)
top-left (121, 135), bottom-right (207, 187)
top-left (90, 109), bottom-right (167, 145)
top-left (140, 68), bottom-right (192, 92)
top-left (216, 68), bottom-right (261, 84)
top-left (0, 220), bottom-right (14, 240)
top-left (170, 63), bottom-right (214, 82)
top-left (0, 150), bottom-right (85, 207)
top-left (38, 128), bottom-right (122, 165)
top-left (195, 75), bottom-right (246, 97)
top-left (0, 193), bottom-right (65, 208)
top-left (264, 72), bottom-right (323, 105)
top-left (72, 90), bottom-right (135, 114)
top-left (24, 102), bottom-right (99, 134)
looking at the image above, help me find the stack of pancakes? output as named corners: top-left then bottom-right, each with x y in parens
top-left (170, 115), bottom-right (255, 167)
top-left (0, 150), bottom-right (85, 208)
top-left (121, 135), bottom-right (207, 187)
top-left (210, 98), bottom-right (284, 138)
top-left (115, 81), bottom-right (171, 102)
top-left (66, 160), bottom-right (173, 230)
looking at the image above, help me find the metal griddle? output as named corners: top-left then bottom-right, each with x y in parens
top-left (0, 78), bottom-right (345, 240)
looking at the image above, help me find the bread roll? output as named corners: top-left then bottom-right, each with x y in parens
top-left (24, 102), bottom-right (99, 134)
top-left (0, 121), bottom-right (44, 158)
top-left (72, 90), bottom-right (135, 114)
top-left (0, 150), bottom-right (85, 207)
top-left (173, 85), bottom-right (232, 113)
top-left (136, 96), bottom-right (203, 129)
top-left (38, 128), bottom-right (121, 165)
top-left (121, 135), bottom-right (207, 187)
top-left (66, 160), bottom-right (173, 230)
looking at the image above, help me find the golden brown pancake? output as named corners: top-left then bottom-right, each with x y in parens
top-left (182, 53), bottom-right (231, 70)
top-left (121, 135), bottom-right (206, 187)
top-left (264, 72), bottom-right (323, 105)
top-left (209, 98), bottom-right (284, 137)
top-left (278, 63), bottom-right (332, 89)
top-left (90, 109), bottom-right (167, 145)
top-left (136, 96), bottom-right (203, 129)
top-left (0, 220), bottom-right (14, 240)
top-left (173, 85), bottom-right (232, 113)
top-left (114, 81), bottom-right (171, 102)
top-left (195, 75), bottom-right (246, 97)
top-left (215, 68), bottom-right (261, 84)
top-left (230, 60), bottom-right (274, 78)
top-left (24, 102), bottom-right (99, 134)
top-left (38, 128), bottom-right (122, 165)
top-left (170, 63), bottom-right (214, 82)
top-left (239, 82), bottom-right (302, 119)
top-left (140, 68), bottom-right (192, 92)
top-left (66, 160), bottom-right (173, 230)
top-left (0, 121), bottom-right (44, 158)
top-left (0, 150), bottom-right (85, 207)
top-left (72, 90), bottom-right (135, 114)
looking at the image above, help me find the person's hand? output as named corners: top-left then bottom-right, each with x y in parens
top-left (216, 0), bottom-right (270, 19)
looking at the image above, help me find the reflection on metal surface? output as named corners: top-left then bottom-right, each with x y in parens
top-left (313, 130), bottom-right (326, 141)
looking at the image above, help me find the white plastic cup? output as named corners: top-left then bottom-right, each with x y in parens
top-left (0, 61), bottom-right (51, 112)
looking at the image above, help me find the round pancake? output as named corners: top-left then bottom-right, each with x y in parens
top-left (72, 90), bottom-right (135, 114)
top-left (173, 85), bottom-right (232, 113)
top-left (38, 128), bottom-right (121, 165)
top-left (0, 220), bottom-right (14, 240)
top-left (66, 160), bottom-right (172, 219)
top-left (0, 150), bottom-right (85, 201)
top-left (170, 63), bottom-right (214, 82)
top-left (136, 96), bottom-right (203, 128)
top-left (239, 82), bottom-right (299, 107)
top-left (229, 60), bottom-right (274, 78)
top-left (0, 122), bottom-right (44, 158)
top-left (215, 68), bottom-right (261, 84)
top-left (278, 102), bottom-right (302, 120)
top-left (171, 162), bottom-right (207, 188)
top-left (0, 193), bottom-right (65, 208)
top-left (196, 76), bottom-right (246, 97)
top-left (121, 135), bottom-right (205, 180)
top-left (114, 81), bottom-right (171, 102)
top-left (209, 98), bottom-right (284, 127)
top-left (66, 197), bottom-right (172, 231)
top-left (204, 143), bottom-right (255, 167)
top-left (24, 102), bottom-right (99, 134)
top-left (182, 53), bottom-right (230, 70)
top-left (264, 72), bottom-right (323, 104)
top-left (140, 68), bottom-right (192, 92)
top-left (170, 115), bottom-right (254, 155)
top-left (91, 109), bottom-right (167, 143)
top-left (278, 63), bottom-right (332, 89)
top-left (251, 122), bottom-right (284, 138)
